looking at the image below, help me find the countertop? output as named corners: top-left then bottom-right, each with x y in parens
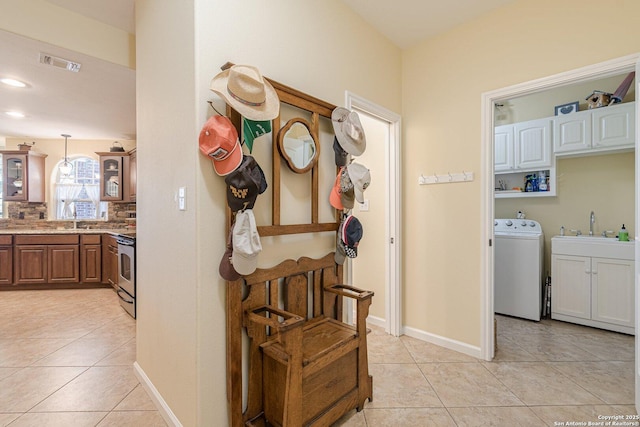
top-left (0, 228), bottom-right (132, 235)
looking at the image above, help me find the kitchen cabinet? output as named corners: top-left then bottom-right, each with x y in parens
top-left (554, 102), bottom-right (635, 156)
top-left (96, 152), bottom-right (131, 202)
top-left (551, 237), bottom-right (634, 334)
top-left (128, 148), bottom-right (137, 202)
top-left (80, 234), bottom-right (102, 283)
top-left (1, 150), bottom-right (47, 202)
top-left (14, 234), bottom-right (79, 285)
top-left (102, 234), bottom-right (119, 288)
top-left (0, 235), bottom-right (13, 285)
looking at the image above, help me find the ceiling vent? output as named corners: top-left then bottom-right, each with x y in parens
top-left (39, 53), bottom-right (81, 72)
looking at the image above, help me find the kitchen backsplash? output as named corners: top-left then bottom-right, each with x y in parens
top-left (0, 202), bottom-right (136, 230)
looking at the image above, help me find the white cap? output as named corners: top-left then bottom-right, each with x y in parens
top-left (232, 209), bottom-right (262, 275)
top-left (347, 162), bottom-right (371, 203)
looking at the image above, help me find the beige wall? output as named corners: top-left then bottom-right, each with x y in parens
top-left (401, 0), bottom-right (640, 347)
top-left (137, 0), bottom-right (401, 425)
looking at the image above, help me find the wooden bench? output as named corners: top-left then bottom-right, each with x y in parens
top-left (227, 252), bottom-right (373, 427)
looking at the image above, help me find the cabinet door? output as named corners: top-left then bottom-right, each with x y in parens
top-left (128, 149), bottom-right (137, 202)
top-left (551, 254), bottom-right (591, 320)
top-left (592, 102), bottom-right (635, 149)
top-left (553, 110), bottom-right (592, 153)
top-left (14, 245), bottom-right (47, 284)
top-left (514, 118), bottom-right (552, 169)
top-left (494, 125), bottom-right (514, 172)
top-left (81, 244), bottom-right (102, 283)
top-left (591, 257), bottom-right (634, 327)
top-left (48, 245), bottom-right (79, 283)
top-left (3, 154), bottom-right (26, 201)
top-left (0, 246), bottom-right (13, 285)
top-left (100, 156), bottom-right (124, 201)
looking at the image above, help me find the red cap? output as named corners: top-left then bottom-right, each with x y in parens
top-left (199, 116), bottom-right (243, 176)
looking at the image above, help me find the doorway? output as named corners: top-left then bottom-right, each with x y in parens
top-left (482, 53), bottom-right (640, 409)
top-left (345, 92), bottom-right (402, 336)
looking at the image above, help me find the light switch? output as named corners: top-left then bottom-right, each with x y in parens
top-left (359, 199), bottom-right (369, 212)
top-left (178, 187), bottom-right (186, 210)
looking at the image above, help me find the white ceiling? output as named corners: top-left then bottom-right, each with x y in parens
top-left (0, 0), bottom-right (519, 141)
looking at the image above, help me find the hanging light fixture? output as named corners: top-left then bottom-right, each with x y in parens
top-left (59, 134), bottom-right (73, 176)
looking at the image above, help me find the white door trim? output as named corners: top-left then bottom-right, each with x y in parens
top-left (345, 91), bottom-right (402, 336)
top-left (481, 53), bottom-right (640, 362)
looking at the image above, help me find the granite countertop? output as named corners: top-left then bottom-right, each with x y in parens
top-left (0, 228), bottom-right (132, 235)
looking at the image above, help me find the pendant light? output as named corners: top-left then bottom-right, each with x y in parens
top-left (59, 134), bottom-right (73, 176)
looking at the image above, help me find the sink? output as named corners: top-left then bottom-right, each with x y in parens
top-left (552, 235), bottom-right (634, 260)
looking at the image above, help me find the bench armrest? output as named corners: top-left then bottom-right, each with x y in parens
top-left (325, 284), bottom-right (374, 301)
top-left (246, 305), bottom-right (304, 333)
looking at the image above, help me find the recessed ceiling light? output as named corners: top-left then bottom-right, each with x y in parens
top-left (5, 111), bottom-right (25, 118)
top-left (0, 78), bottom-right (27, 88)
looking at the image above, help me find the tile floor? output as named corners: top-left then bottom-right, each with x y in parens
top-left (336, 314), bottom-right (637, 426)
top-left (0, 288), bottom-right (636, 426)
top-left (0, 288), bottom-right (166, 427)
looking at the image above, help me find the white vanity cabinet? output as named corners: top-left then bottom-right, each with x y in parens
top-left (551, 237), bottom-right (634, 334)
top-left (553, 102), bottom-right (635, 156)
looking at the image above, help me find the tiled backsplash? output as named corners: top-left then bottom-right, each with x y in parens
top-left (1, 201), bottom-right (136, 230)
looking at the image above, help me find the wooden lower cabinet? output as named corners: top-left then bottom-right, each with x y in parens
top-left (0, 235), bottom-right (13, 285)
top-left (14, 245), bottom-right (48, 284)
top-left (81, 234), bottom-right (102, 283)
top-left (102, 234), bottom-right (119, 288)
top-left (48, 245), bottom-right (80, 283)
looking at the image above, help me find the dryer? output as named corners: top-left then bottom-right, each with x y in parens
top-left (494, 218), bottom-right (544, 321)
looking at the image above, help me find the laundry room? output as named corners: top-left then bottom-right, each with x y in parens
top-left (493, 71), bottom-right (636, 333)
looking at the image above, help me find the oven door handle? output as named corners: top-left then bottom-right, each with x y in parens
top-left (117, 289), bottom-right (134, 304)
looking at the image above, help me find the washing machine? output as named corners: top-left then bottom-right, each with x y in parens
top-left (494, 218), bottom-right (544, 321)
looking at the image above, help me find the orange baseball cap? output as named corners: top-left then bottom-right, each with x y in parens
top-left (199, 115), bottom-right (243, 176)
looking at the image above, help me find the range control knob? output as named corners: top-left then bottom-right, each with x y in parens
top-left (521, 221), bottom-right (527, 226)
top-left (505, 220), bottom-right (513, 226)
top-left (494, 220), bottom-right (498, 226)
top-left (529, 221), bottom-right (536, 227)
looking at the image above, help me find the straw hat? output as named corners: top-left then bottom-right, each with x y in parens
top-left (332, 107), bottom-right (366, 156)
top-left (210, 65), bottom-right (279, 121)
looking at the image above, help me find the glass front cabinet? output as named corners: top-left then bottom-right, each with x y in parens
top-left (96, 153), bottom-right (131, 202)
top-left (1, 151), bottom-right (47, 202)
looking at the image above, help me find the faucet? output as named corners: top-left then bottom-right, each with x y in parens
top-left (589, 211), bottom-right (595, 236)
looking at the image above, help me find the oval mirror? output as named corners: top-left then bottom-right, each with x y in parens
top-left (278, 119), bottom-right (318, 173)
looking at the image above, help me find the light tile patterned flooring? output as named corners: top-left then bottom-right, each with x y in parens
top-left (0, 288), bottom-right (166, 427)
top-left (337, 314), bottom-right (636, 426)
top-left (0, 288), bottom-right (636, 426)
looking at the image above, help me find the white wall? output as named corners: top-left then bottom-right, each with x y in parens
top-left (136, 0), bottom-right (401, 425)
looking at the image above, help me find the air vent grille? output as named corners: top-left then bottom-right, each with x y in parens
top-left (39, 53), bottom-right (81, 72)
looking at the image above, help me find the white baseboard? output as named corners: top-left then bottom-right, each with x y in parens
top-left (366, 315), bottom-right (386, 329)
top-left (401, 326), bottom-right (483, 359)
top-left (134, 361), bottom-right (182, 427)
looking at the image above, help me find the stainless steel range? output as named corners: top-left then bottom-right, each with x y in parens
top-left (116, 232), bottom-right (136, 318)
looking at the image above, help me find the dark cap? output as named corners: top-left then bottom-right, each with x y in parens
top-left (333, 136), bottom-right (348, 167)
top-left (219, 229), bottom-right (241, 281)
top-left (224, 155), bottom-right (267, 212)
top-left (338, 214), bottom-right (363, 258)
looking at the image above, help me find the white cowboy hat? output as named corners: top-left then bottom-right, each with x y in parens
top-left (210, 65), bottom-right (279, 121)
top-left (332, 107), bottom-right (366, 156)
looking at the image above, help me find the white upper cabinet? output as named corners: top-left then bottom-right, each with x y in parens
top-left (553, 109), bottom-right (592, 153)
top-left (514, 117), bottom-right (552, 169)
top-left (553, 102), bottom-right (635, 156)
top-left (592, 102), bottom-right (635, 149)
top-left (494, 124), bottom-right (514, 172)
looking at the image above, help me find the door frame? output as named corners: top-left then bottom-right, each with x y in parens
top-left (345, 91), bottom-right (402, 336)
top-left (481, 53), bottom-right (640, 361)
